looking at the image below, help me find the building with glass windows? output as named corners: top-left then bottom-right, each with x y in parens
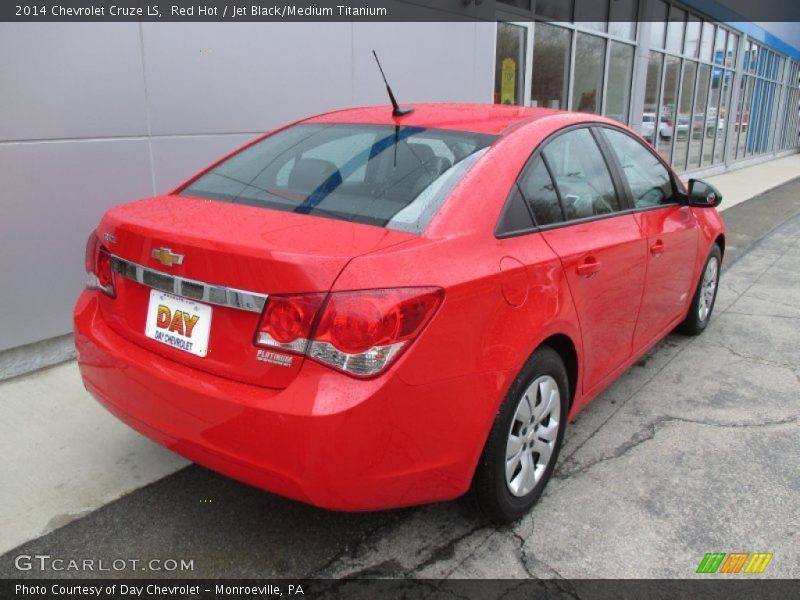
top-left (494, 0), bottom-right (800, 176)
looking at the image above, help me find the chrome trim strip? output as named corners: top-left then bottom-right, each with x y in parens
top-left (110, 255), bottom-right (268, 313)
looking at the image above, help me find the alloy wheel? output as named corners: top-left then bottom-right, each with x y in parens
top-left (505, 375), bottom-right (561, 497)
top-left (698, 256), bottom-right (719, 322)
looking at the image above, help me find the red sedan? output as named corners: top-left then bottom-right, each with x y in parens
top-left (74, 104), bottom-right (724, 522)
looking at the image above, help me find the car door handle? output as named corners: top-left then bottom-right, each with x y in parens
top-left (650, 240), bottom-right (665, 257)
top-left (576, 257), bottom-right (601, 278)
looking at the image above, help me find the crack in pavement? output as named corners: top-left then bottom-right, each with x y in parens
top-left (705, 341), bottom-right (799, 370)
top-left (308, 508), bottom-right (419, 578)
top-left (559, 334), bottom-right (694, 464)
top-left (502, 530), bottom-right (583, 600)
top-left (409, 522), bottom-right (490, 577)
top-left (556, 414), bottom-right (800, 480)
top-left (509, 527), bottom-right (535, 579)
top-left (725, 310), bottom-right (800, 321)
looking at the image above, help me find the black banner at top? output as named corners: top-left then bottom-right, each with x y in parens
top-left (2, 0), bottom-right (800, 22)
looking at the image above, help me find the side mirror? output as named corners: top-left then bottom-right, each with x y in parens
top-left (687, 179), bottom-right (722, 208)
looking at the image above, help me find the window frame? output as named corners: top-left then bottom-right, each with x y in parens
top-left (495, 122), bottom-right (645, 239)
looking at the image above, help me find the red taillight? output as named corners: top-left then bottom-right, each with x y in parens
top-left (254, 293), bottom-right (325, 353)
top-left (85, 232), bottom-right (115, 297)
top-left (96, 248), bottom-right (113, 288)
top-left (255, 288), bottom-right (443, 377)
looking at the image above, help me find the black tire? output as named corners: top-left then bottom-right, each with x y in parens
top-left (677, 244), bottom-right (722, 336)
top-left (470, 347), bottom-right (569, 523)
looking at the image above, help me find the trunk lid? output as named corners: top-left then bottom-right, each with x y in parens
top-left (96, 194), bottom-right (415, 389)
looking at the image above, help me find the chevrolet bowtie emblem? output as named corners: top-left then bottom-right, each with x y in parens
top-left (151, 247), bottom-right (184, 267)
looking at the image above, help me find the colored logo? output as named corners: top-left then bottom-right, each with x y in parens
top-left (151, 247), bottom-right (184, 267)
top-left (156, 305), bottom-right (200, 338)
top-left (696, 552), bottom-right (773, 574)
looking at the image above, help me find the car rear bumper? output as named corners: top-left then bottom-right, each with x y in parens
top-left (74, 291), bottom-right (499, 511)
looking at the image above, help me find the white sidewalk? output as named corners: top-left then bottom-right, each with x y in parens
top-left (705, 153), bottom-right (800, 211)
top-left (0, 152), bottom-right (797, 556)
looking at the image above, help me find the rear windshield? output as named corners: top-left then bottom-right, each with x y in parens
top-left (180, 124), bottom-right (496, 233)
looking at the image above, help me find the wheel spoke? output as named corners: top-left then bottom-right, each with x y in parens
top-left (520, 451), bottom-right (537, 494)
top-left (532, 437), bottom-right (553, 467)
top-left (506, 450), bottom-right (523, 483)
top-left (506, 434), bottom-right (523, 460)
top-left (537, 420), bottom-right (559, 442)
top-left (536, 387), bottom-right (558, 424)
top-left (532, 379), bottom-right (550, 421)
top-left (516, 393), bottom-right (532, 423)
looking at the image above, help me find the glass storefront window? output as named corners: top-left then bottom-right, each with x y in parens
top-left (608, 0), bottom-right (637, 40)
top-left (605, 42), bottom-right (634, 124)
top-left (494, 22), bottom-right (527, 105)
top-left (673, 59), bottom-right (697, 168)
top-left (641, 51), bottom-right (664, 144)
top-left (736, 76), bottom-right (754, 158)
top-left (658, 55), bottom-right (680, 160)
top-left (572, 32), bottom-right (605, 113)
top-left (531, 22), bottom-right (571, 109)
top-left (700, 22), bottom-right (714, 62)
top-left (703, 68), bottom-right (722, 166)
top-left (714, 69), bottom-right (733, 163)
top-left (756, 48), bottom-right (767, 77)
top-left (688, 64), bottom-right (711, 169)
top-left (713, 27), bottom-right (727, 65)
top-left (684, 15), bottom-right (701, 58)
top-left (536, 0), bottom-right (572, 21)
top-left (494, 6), bottom-right (798, 170)
top-left (666, 7), bottom-right (686, 55)
top-left (726, 33), bottom-right (738, 69)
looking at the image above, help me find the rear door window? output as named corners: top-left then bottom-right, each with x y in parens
top-left (542, 128), bottom-right (623, 221)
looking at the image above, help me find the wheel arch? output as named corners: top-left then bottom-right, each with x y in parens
top-left (539, 333), bottom-right (579, 410)
top-left (714, 233), bottom-right (725, 259)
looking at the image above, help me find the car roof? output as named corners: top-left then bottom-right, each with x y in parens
top-left (303, 103), bottom-right (567, 135)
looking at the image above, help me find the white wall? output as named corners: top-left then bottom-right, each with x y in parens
top-left (0, 21), bottom-right (495, 352)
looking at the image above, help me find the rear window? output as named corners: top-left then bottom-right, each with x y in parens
top-left (180, 124), bottom-right (497, 233)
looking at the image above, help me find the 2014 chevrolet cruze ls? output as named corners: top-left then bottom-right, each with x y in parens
top-left (74, 104), bottom-right (724, 522)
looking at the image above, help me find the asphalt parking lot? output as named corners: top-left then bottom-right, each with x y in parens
top-left (2, 177), bottom-right (799, 580)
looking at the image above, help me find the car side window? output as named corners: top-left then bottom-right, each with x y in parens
top-left (602, 128), bottom-right (675, 208)
top-left (518, 156), bottom-right (563, 226)
top-left (542, 128), bottom-right (622, 220)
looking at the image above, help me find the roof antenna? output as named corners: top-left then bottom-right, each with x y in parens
top-left (372, 50), bottom-right (414, 117)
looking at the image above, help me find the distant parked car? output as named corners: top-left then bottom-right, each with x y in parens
top-left (640, 112), bottom-right (673, 142)
top-left (706, 115), bottom-right (725, 138)
top-left (675, 115), bottom-right (691, 140)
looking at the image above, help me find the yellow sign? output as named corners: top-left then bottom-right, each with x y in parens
top-left (501, 57), bottom-right (517, 105)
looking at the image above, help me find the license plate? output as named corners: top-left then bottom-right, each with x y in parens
top-left (144, 289), bottom-right (212, 357)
